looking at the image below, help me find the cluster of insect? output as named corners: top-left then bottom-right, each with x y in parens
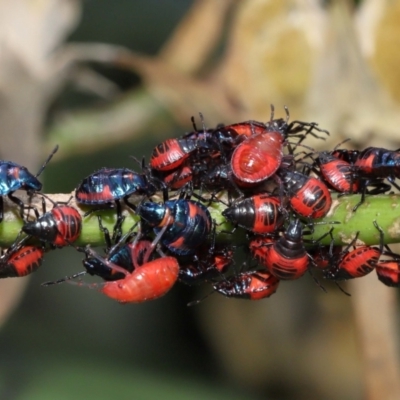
top-left (1, 105), bottom-right (400, 304)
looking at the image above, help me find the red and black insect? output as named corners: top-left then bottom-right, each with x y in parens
top-left (150, 137), bottom-right (198, 172)
top-left (230, 106), bottom-right (328, 186)
top-left (177, 215), bottom-right (233, 285)
top-left (324, 245), bottom-right (381, 281)
top-left (75, 168), bottom-right (155, 226)
top-left (354, 147), bottom-right (400, 182)
top-left (80, 218), bottom-right (146, 281)
top-left (201, 163), bottom-right (246, 198)
top-left (315, 152), bottom-right (359, 194)
top-left (308, 244), bottom-right (343, 270)
top-left (215, 120), bottom-right (268, 140)
top-left (331, 148), bottom-right (360, 164)
top-left (0, 145), bottom-right (58, 222)
top-left (213, 270), bottom-right (280, 300)
top-left (375, 258), bottom-right (400, 287)
top-left (185, 115), bottom-right (243, 160)
top-left (46, 247), bottom-right (179, 303)
top-left (279, 170), bottom-right (332, 219)
top-left (323, 222), bottom-right (384, 281)
top-left (203, 164), bottom-right (231, 188)
top-left (99, 255), bottom-right (179, 303)
top-left (230, 126), bottom-right (285, 186)
top-left (150, 116), bottom-right (234, 190)
top-left (262, 219), bottom-right (310, 280)
top-left (333, 147), bottom-right (400, 210)
top-left (75, 168), bottom-right (154, 208)
top-left (0, 236), bottom-right (44, 278)
top-left (22, 197), bottom-right (82, 248)
top-left (353, 148), bottom-right (400, 205)
top-left (178, 243), bottom-right (233, 285)
top-left (161, 163), bottom-right (193, 190)
top-left (222, 194), bottom-right (284, 234)
top-left (366, 239), bottom-right (400, 287)
top-left (136, 199), bottom-right (212, 255)
top-left (249, 236), bottom-right (276, 267)
top-left (222, 105), bottom-right (327, 142)
top-left (178, 222), bottom-right (233, 285)
top-left (43, 222), bottom-right (180, 303)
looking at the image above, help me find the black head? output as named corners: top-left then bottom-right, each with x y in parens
top-left (285, 219), bottom-right (303, 241)
top-left (136, 202), bottom-right (166, 227)
top-left (22, 217), bottom-right (56, 243)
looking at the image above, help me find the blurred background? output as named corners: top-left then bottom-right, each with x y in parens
top-left (0, 0), bottom-right (400, 399)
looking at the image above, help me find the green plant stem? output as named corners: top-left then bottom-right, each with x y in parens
top-left (3, 192), bottom-right (400, 248)
top-left (307, 194), bottom-right (400, 246)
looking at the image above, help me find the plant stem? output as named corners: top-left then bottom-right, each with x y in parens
top-left (307, 194), bottom-right (400, 246)
top-left (3, 192), bottom-right (400, 248)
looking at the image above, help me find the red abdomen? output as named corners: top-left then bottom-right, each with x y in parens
top-left (101, 257), bottom-right (179, 303)
top-left (231, 131), bottom-right (283, 184)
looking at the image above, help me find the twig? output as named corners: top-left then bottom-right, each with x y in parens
top-left (2, 192), bottom-right (400, 247)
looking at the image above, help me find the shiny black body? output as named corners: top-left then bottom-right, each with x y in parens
top-left (222, 194), bottom-right (283, 234)
top-left (213, 271), bottom-right (279, 300)
top-left (0, 145), bottom-right (58, 222)
top-left (75, 168), bottom-right (154, 207)
top-left (355, 147), bottom-right (400, 179)
top-left (136, 199), bottom-right (212, 255)
top-left (22, 205), bottom-right (82, 248)
top-left (178, 244), bottom-right (233, 285)
top-left (83, 242), bottom-right (138, 281)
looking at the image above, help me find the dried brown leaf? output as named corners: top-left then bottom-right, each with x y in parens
top-left (356, 0), bottom-right (400, 105)
top-left (116, 52), bottom-right (238, 126)
top-left (307, 0), bottom-right (400, 145)
top-left (0, 0), bottom-right (80, 84)
top-left (219, 0), bottom-right (326, 120)
top-left (160, 0), bottom-right (236, 73)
